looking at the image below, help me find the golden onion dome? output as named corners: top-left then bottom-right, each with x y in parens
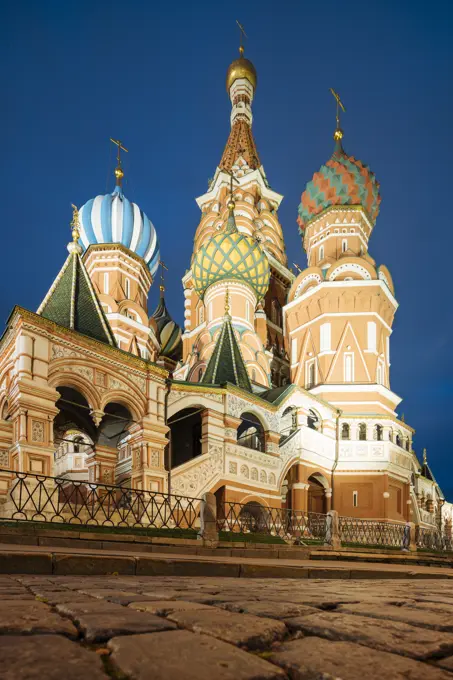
top-left (226, 46), bottom-right (257, 92)
top-left (192, 203), bottom-right (269, 300)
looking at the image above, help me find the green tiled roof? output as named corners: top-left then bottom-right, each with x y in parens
top-left (37, 248), bottom-right (116, 346)
top-left (202, 314), bottom-right (251, 391)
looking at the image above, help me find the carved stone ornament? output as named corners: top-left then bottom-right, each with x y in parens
top-left (31, 420), bottom-right (45, 443)
top-left (171, 443), bottom-right (223, 497)
top-left (150, 450), bottom-right (160, 468)
top-left (229, 461), bottom-right (237, 474)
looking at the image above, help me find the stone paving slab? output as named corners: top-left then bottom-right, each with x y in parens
top-left (271, 636), bottom-right (453, 679)
top-left (108, 630), bottom-right (286, 679)
top-left (166, 608), bottom-right (287, 649)
top-left (0, 635), bottom-right (109, 679)
top-left (0, 600), bottom-right (77, 637)
top-left (130, 600), bottom-right (215, 615)
top-left (338, 602), bottom-right (453, 631)
top-left (283, 611), bottom-right (453, 659)
top-left (55, 599), bottom-right (177, 642)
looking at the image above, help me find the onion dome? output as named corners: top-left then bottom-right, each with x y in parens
top-left (298, 135), bottom-right (381, 233)
top-left (192, 200), bottom-right (269, 300)
top-left (150, 295), bottom-right (182, 361)
top-left (226, 45), bottom-right (257, 92)
top-left (79, 177), bottom-right (160, 277)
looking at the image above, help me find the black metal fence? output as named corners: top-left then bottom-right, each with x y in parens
top-left (339, 516), bottom-right (405, 548)
top-left (0, 469), bottom-right (200, 530)
top-left (217, 501), bottom-right (327, 542)
top-left (416, 526), bottom-right (453, 552)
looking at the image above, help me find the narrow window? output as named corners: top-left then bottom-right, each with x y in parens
top-left (198, 306), bottom-right (204, 325)
top-left (377, 359), bottom-right (384, 385)
top-left (252, 368), bottom-right (256, 382)
top-left (291, 338), bottom-right (298, 364)
top-left (375, 424), bottom-right (383, 441)
top-left (319, 245), bottom-right (324, 261)
top-left (367, 321), bottom-right (377, 351)
top-left (344, 353), bottom-right (354, 382)
top-left (341, 423), bottom-right (350, 440)
top-left (342, 239), bottom-right (347, 253)
top-left (359, 423), bottom-right (367, 440)
top-left (320, 322), bottom-right (331, 352)
top-left (104, 272), bottom-right (109, 294)
top-left (306, 360), bottom-right (315, 388)
top-left (198, 367), bottom-right (203, 382)
top-left (353, 491), bottom-right (358, 508)
top-left (125, 278), bottom-right (130, 299)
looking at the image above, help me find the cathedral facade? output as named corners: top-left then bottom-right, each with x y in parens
top-left (0, 46), bottom-right (450, 533)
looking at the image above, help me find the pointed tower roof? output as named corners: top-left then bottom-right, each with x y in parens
top-left (37, 206), bottom-right (116, 346)
top-left (219, 120), bottom-right (261, 173)
top-left (202, 292), bottom-right (252, 391)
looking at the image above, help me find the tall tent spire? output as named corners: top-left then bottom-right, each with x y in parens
top-left (37, 206), bottom-right (116, 346)
top-left (202, 289), bottom-right (252, 391)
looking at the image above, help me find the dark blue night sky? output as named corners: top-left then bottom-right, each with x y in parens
top-left (2, 1), bottom-right (452, 497)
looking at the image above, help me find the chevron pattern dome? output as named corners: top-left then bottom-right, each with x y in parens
top-left (298, 141), bottom-right (381, 232)
top-left (79, 185), bottom-right (160, 277)
top-left (192, 206), bottom-right (269, 300)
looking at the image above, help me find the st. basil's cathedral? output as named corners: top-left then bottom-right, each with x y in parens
top-left (0, 42), bottom-right (451, 533)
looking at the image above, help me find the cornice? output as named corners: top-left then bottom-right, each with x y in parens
top-left (5, 307), bottom-right (168, 380)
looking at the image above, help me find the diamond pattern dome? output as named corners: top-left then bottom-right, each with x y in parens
top-left (192, 207), bottom-right (269, 300)
top-left (298, 140), bottom-right (381, 232)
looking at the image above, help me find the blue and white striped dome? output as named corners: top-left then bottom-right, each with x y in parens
top-left (79, 185), bottom-right (160, 277)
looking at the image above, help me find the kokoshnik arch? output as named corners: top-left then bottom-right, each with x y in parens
top-left (0, 38), bottom-right (450, 533)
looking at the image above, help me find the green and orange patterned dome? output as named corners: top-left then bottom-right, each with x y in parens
top-left (297, 137), bottom-right (381, 233)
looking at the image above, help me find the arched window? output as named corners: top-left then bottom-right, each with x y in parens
top-left (344, 353), bottom-right (354, 382)
top-left (319, 246), bottom-right (324, 261)
top-left (198, 367), bottom-right (203, 382)
top-left (307, 409), bottom-right (319, 431)
top-left (306, 360), bottom-right (315, 389)
top-left (271, 299), bottom-right (282, 327)
top-left (341, 423), bottom-right (350, 440)
top-left (406, 439), bottom-right (410, 452)
top-left (358, 423), bottom-right (367, 440)
top-left (342, 239), bottom-right (347, 253)
top-left (375, 424), bottom-right (383, 441)
top-left (125, 278), bottom-right (130, 299)
top-left (237, 413), bottom-right (264, 452)
top-left (396, 431), bottom-right (402, 447)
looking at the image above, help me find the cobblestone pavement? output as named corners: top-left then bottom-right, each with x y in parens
top-left (1, 575), bottom-right (453, 679)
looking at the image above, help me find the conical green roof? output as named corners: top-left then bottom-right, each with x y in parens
top-left (37, 246), bottom-right (116, 346)
top-left (202, 313), bottom-right (251, 391)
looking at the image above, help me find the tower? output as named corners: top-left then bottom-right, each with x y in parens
top-left (286, 93), bottom-right (399, 419)
top-left (175, 38), bottom-right (294, 387)
top-left (78, 140), bottom-right (160, 359)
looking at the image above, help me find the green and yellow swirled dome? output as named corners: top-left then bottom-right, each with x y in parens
top-left (192, 201), bottom-right (269, 300)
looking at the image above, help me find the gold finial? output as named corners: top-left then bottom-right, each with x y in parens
top-left (236, 20), bottom-right (247, 56)
top-left (110, 138), bottom-right (128, 186)
top-left (70, 204), bottom-right (80, 243)
top-left (330, 88), bottom-right (345, 141)
top-left (225, 286), bottom-right (231, 316)
top-left (159, 260), bottom-right (168, 296)
top-left (225, 169), bottom-right (239, 210)
top-left (423, 448), bottom-right (427, 465)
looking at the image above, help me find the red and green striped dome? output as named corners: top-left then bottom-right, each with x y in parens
top-left (297, 140), bottom-right (381, 232)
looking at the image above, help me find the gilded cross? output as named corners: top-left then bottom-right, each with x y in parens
top-left (159, 260), bottom-right (168, 295)
top-left (110, 138), bottom-right (128, 166)
top-left (330, 88), bottom-right (345, 134)
top-left (236, 20), bottom-right (248, 54)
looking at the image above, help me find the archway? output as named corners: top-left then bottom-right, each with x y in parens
top-left (237, 412), bottom-right (265, 452)
top-left (168, 407), bottom-right (202, 468)
top-left (307, 473), bottom-right (329, 514)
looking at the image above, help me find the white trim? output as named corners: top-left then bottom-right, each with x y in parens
top-left (344, 352), bottom-right (354, 382)
top-left (196, 169), bottom-right (284, 210)
top-left (224, 485), bottom-right (278, 499)
top-left (326, 400), bottom-right (397, 415)
top-left (107, 313), bottom-right (150, 334)
top-left (288, 311), bottom-right (394, 336)
top-left (285, 280), bottom-right (398, 313)
top-left (309, 383), bottom-right (402, 405)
